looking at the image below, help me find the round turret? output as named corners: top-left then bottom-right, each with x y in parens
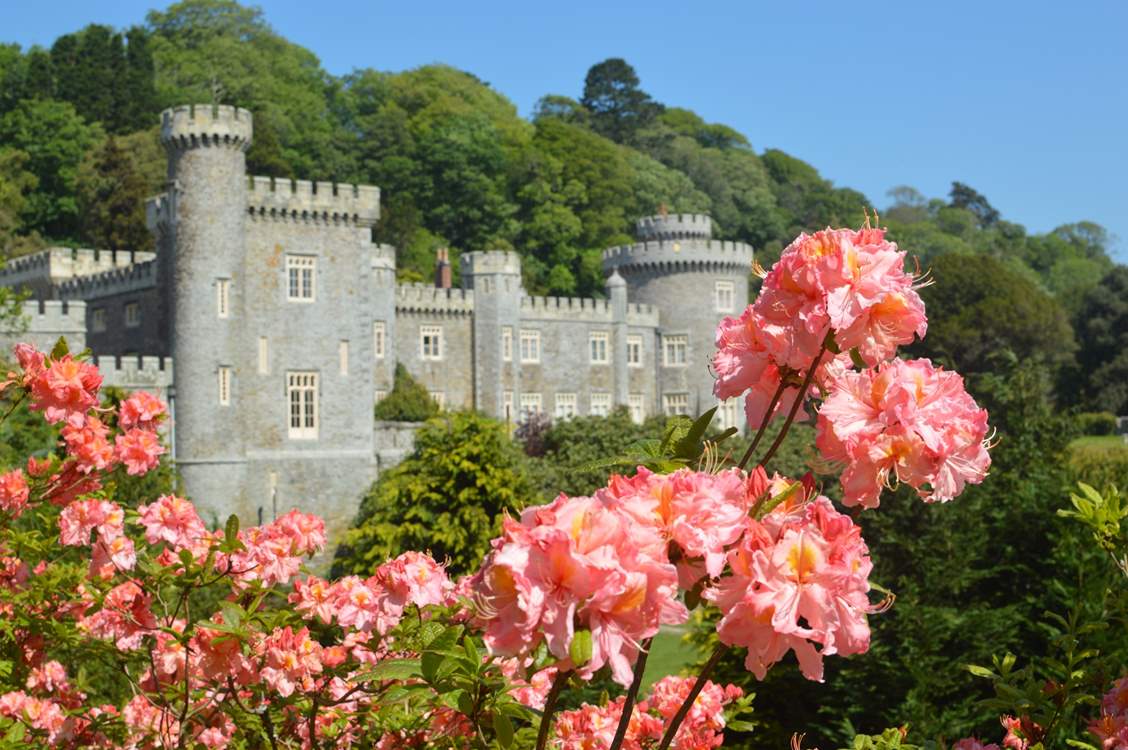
top-left (160, 104), bottom-right (253, 152)
top-left (636, 213), bottom-right (713, 242)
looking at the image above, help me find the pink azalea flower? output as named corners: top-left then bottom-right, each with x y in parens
top-left (58, 499), bottom-right (123, 547)
top-left (118, 390), bottom-right (167, 432)
top-left (113, 427), bottom-right (165, 476)
top-left (0, 469), bottom-right (30, 518)
top-left (137, 495), bottom-right (207, 549)
top-left (28, 354), bottom-right (102, 427)
top-left (61, 417), bottom-right (116, 474)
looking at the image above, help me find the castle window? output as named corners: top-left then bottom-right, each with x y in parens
top-left (627, 335), bottom-right (643, 367)
top-left (217, 278), bottom-right (230, 318)
top-left (520, 330), bottom-right (541, 363)
top-left (430, 391), bottom-right (445, 409)
top-left (502, 327), bottom-right (513, 361)
top-left (373, 322), bottom-right (386, 359)
top-left (591, 392), bottom-right (611, 417)
top-left (628, 393), bottom-right (646, 424)
top-left (218, 366), bottom-right (232, 406)
top-left (339, 340), bottom-right (349, 376)
top-left (287, 372), bottom-right (318, 439)
top-left (124, 302), bottom-right (141, 328)
top-left (375, 389), bottom-right (387, 403)
top-left (662, 335), bottom-right (688, 367)
top-left (258, 337), bottom-right (269, 374)
top-left (503, 391), bottom-right (514, 421)
top-left (554, 392), bottom-right (577, 420)
top-left (420, 325), bottom-right (443, 360)
top-left (717, 398), bottom-right (741, 431)
top-left (663, 393), bottom-right (690, 416)
top-left (714, 281), bottom-right (735, 313)
top-left (286, 255), bottom-right (316, 302)
top-left (519, 392), bottom-right (542, 421)
top-left (91, 308), bottom-right (107, 333)
top-left (590, 331), bottom-right (609, 364)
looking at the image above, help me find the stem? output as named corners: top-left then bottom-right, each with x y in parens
top-left (535, 669), bottom-right (572, 750)
top-left (757, 338), bottom-right (830, 470)
top-left (736, 380), bottom-right (788, 470)
top-left (656, 644), bottom-right (729, 750)
top-left (608, 637), bottom-right (654, 750)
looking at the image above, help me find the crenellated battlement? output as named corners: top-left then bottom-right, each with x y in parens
top-left (636, 213), bottom-right (713, 241)
top-left (520, 294), bottom-right (614, 321)
top-left (246, 176), bottom-right (380, 227)
top-left (395, 284), bottom-right (474, 315)
top-left (626, 302), bottom-right (660, 326)
top-left (460, 250), bottom-right (522, 277)
top-left (0, 247), bottom-right (156, 290)
top-left (93, 354), bottom-right (174, 392)
top-left (57, 260), bottom-right (158, 300)
top-left (20, 299), bottom-right (88, 330)
top-left (160, 104), bottom-right (252, 151)
top-left (601, 239), bottom-right (753, 273)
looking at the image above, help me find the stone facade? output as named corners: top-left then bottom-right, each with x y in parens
top-left (0, 104), bottom-right (754, 539)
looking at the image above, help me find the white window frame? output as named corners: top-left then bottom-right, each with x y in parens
top-left (373, 321), bottom-right (386, 359)
top-left (628, 393), bottom-right (646, 424)
top-left (124, 302), bottom-right (141, 328)
top-left (258, 337), bottom-right (269, 375)
top-left (520, 330), bottom-right (541, 363)
top-left (519, 392), bottom-right (542, 421)
top-left (217, 278), bottom-right (230, 318)
top-left (663, 393), bottom-right (690, 417)
top-left (91, 308), bottom-right (107, 333)
top-left (590, 392), bottom-right (612, 417)
top-left (589, 331), bottom-right (609, 365)
top-left (287, 372), bottom-right (319, 440)
top-left (339, 340), bottom-right (349, 376)
top-left (503, 391), bottom-right (514, 421)
top-left (663, 335), bottom-right (688, 367)
top-left (554, 392), bottom-right (577, 420)
top-left (420, 325), bottom-right (443, 361)
top-left (501, 326), bottom-right (513, 362)
top-left (218, 366), bottom-right (231, 406)
top-left (286, 255), bottom-right (316, 302)
top-left (718, 398), bottom-right (741, 431)
top-left (714, 280), bottom-right (735, 313)
top-left (374, 389), bottom-right (388, 404)
top-left (626, 335), bottom-right (643, 367)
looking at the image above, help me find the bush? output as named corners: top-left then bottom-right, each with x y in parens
top-left (1076, 410), bottom-right (1119, 436)
top-left (1068, 441), bottom-right (1128, 492)
top-left (373, 362), bottom-right (439, 422)
top-left (334, 411), bottom-right (537, 577)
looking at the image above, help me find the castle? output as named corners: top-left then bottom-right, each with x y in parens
top-left (0, 104), bottom-right (754, 538)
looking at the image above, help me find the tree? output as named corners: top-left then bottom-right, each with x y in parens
top-left (531, 94), bottom-right (589, 126)
top-left (949, 180), bottom-right (1000, 227)
top-left (0, 149), bottom-right (39, 257)
top-left (1074, 266), bottom-right (1128, 414)
top-left (373, 363), bottom-right (439, 422)
top-left (581, 58), bottom-right (663, 145)
top-left (333, 412), bottom-right (536, 577)
top-left (77, 130), bottom-right (163, 251)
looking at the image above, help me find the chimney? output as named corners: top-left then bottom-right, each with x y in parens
top-left (434, 248), bottom-right (452, 289)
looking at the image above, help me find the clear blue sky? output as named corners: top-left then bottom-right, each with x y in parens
top-left (7, 0), bottom-right (1127, 259)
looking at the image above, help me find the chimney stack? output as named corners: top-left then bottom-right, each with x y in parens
top-left (434, 248), bottom-right (452, 289)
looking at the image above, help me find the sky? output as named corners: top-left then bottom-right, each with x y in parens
top-left (6, 0), bottom-right (1127, 259)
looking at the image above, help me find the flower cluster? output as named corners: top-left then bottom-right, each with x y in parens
top-left (1090, 677), bottom-right (1128, 750)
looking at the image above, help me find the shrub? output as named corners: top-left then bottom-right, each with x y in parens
top-left (1076, 410), bottom-right (1119, 436)
top-left (373, 362), bottom-right (439, 422)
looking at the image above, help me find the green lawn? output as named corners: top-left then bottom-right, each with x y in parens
top-left (1070, 435), bottom-right (1128, 450)
top-left (642, 626), bottom-right (702, 691)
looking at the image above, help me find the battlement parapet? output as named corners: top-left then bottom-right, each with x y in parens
top-left (601, 239), bottom-right (753, 273)
top-left (93, 355), bottom-right (174, 391)
top-left (371, 243), bottom-right (396, 271)
top-left (395, 284), bottom-right (474, 315)
top-left (460, 250), bottom-right (522, 277)
top-left (0, 247), bottom-right (156, 289)
top-left (57, 260), bottom-right (158, 301)
top-left (520, 294), bottom-right (614, 321)
top-left (160, 105), bottom-right (252, 151)
top-left (246, 176), bottom-right (379, 227)
top-left (636, 213), bottom-right (713, 241)
top-left (19, 299), bottom-right (88, 330)
top-left (626, 302), bottom-right (660, 327)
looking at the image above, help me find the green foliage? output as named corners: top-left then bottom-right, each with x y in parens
top-left (374, 362), bottom-right (440, 422)
top-left (948, 181), bottom-right (1000, 227)
top-left (0, 148), bottom-right (40, 258)
top-left (334, 412), bottom-right (536, 577)
top-left (1074, 267), bottom-right (1128, 415)
top-left (580, 58), bottom-right (663, 145)
top-left (1076, 411), bottom-right (1119, 437)
top-left (76, 129), bottom-right (163, 251)
top-left (1067, 441), bottom-right (1128, 495)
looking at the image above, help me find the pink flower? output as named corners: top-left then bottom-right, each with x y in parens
top-left (952, 739), bottom-right (1001, 750)
top-left (78, 581), bottom-right (157, 651)
top-left (256, 626), bottom-right (323, 698)
top-left (88, 535), bottom-right (136, 579)
top-left (118, 390), bottom-right (167, 432)
top-left (273, 508), bottom-right (327, 556)
top-left (0, 469), bottom-right (30, 517)
top-left (137, 495), bottom-right (207, 549)
top-left (59, 499), bottom-right (123, 546)
top-left (114, 428), bottom-right (165, 476)
top-left (61, 417), bottom-right (116, 473)
top-left (28, 354), bottom-right (102, 427)
top-left (816, 358), bottom-right (991, 507)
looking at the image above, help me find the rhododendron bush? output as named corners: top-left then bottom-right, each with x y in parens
top-left (9, 223), bottom-right (1110, 750)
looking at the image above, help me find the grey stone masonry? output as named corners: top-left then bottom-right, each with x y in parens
top-left (0, 105), bottom-right (754, 544)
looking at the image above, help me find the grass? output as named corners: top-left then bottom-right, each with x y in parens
top-left (1070, 435), bottom-right (1128, 450)
top-left (641, 625), bottom-right (702, 692)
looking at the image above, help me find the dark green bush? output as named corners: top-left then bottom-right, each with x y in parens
top-left (373, 362), bottom-right (439, 423)
top-left (1076, 410), bottom-right (1119, 436)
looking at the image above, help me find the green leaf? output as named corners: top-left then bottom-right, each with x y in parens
top-left (4, 720), bottom-right (25, 742)
top-left (219, 601), bottom-right (243, 629)
top-left (421, 651), bottom-right (444, 682)
top-left (356, 658), bottom-right (421, 682)
top-left (493, 712), bottom-right (514, 748)
top-left (965, 664), bottom-right (996, 679)
top-left (569, 629), bottom-right (593, 667)
top-left (463, 636), bottom-right (480, 666)
top-left (849, 347), bottom-right (867, 370)
top-left (224, 514), bottom-right (241, 544)
top-left (50, 336), bottom-right (69, 359)
top-left (674, 407), bottom-right (718, 459)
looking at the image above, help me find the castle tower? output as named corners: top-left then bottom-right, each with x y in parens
top-left (158, 104), bottom-right (253, 509)
top-left (602, 214), bottom-right (753, 427)
top-left (461, 251), bottom-right (523, 420)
